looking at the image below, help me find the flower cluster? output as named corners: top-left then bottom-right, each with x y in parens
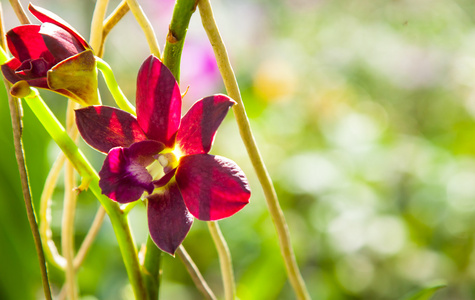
top-left (75, 55), bottom-right (250, 254)
top-left (1, 4), bottom-right (98, 106)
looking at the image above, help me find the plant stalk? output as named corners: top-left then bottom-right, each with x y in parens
top-left (208, 221), bottom-right (235, 300)
top-left (61, 101), bottom-right (80, 299)
top-left (89, 0), bottom-right (109, 52)
top-left (4, 84), bottom-right (53, 300)
top-left (125, 0), bottom-right (161, 57)
top-left (96, 57), bottom-right (136, 115)
top-left (22, 89), bottom-right (148, 300)
top-left (197, 1), bottom-right (310, 299)
top-left (176, 245), bottom-right (217, 300)
top-left (162, 0), bottom-right (197, 82)
top-left (143, 235), bottom-right (162, 300)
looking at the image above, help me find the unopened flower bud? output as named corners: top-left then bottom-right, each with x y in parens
top-left (9, 80), bottom-right (31, 98)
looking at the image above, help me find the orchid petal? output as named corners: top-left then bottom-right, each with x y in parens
top-left (177, 95), bottom-right (235, 155)
top-left (76, 105), bottom-right (148, 153)
top-left (99, 141), bottom-right (161, 203)
top-left (47, 50), bottom-right (99, 106)
top-left (153, 168), bottom-right (177, 188)
top-left (6, 25), bottom-right (55, 63)
top-left (176, 154), bottom-right (250, 221)
top-left (136, 55), bottom-right (181, 147)
top-left (39, 23), bottom-right (86, 62)
top-left (148, 182), bottom-right (193, 255)
top-left (1, 58), bottom-right (46, 89)
top-left (28, 3), bottom-right (89, 49)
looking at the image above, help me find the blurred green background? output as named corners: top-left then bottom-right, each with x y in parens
top-left (2, 0), bottom-right (475, 299)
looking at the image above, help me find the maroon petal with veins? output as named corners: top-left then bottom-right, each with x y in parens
top-left (28, 3), bottom-right (89, 49)
top-left (99, 141), bottom-right (162, 203)
top-left (147, 182), bottom-right (194, 255)
top-left (136, 55), bottom-right (181, 148)
top-left (39, 23), bottom-right (86, 62)
top-left (1, 58), bottom-right (49, 88)
top-left (76, 106), bottom-right (148, 153)
top-left (176, 154), bottom-right (250, 221)
top-left (6, 25), bottom-right (56, 63)
top-left (177, 95), bottom-right (236, 156)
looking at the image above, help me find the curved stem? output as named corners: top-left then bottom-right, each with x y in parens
top-left (125, 0), bottom-right (161, 57)
top-left (89, 0), bottom-right (109, 52)
top-left (96, 57), bottom-right (136, 115)
top-left (8, 0), bottom-right (30, 24)
top-left (73, 206), bottom-right (106, 269)
top-left (197, 1), bottom-right (310, 299)
top-left (177, 245), bottom-right (217, 300)
top-left (162, 0), bottom-right (197, 82)
top-left (99, 0), bottom-right (130, 57)
top-left (40, 152), bottom-right (67, 269)
top-left (0, 4), bottom-right (7, 51)
top-left (22, 89), bottom-right (147, 300)
top-left (207, 222), bottom-right (235, 300)
top-left (62, 101), bottom-right (79, 300)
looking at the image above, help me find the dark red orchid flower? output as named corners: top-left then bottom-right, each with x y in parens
top-left (75, 55), bottom-right (250, 254)
top-left (1, 4), bottom-right (98, 106)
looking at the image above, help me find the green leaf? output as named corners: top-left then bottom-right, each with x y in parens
top-left (400, 283), bottom-right (446, 300)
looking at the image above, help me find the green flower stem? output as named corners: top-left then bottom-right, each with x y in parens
top-left (22, 89), bottom-right (148, 300)
top-left (176, 245), bottom-right (217, 300)
top-left (125, 0), bottom-right (161, 58)
top-left (4, 84), bottom-right (53, 300)
top-left (89, 0), bottom-right (109, 52)
top-left (208, 222), bottom-right (235, 300)
top-left (95, 57), bottom-right (136, 115)
top-left (143, 235), bottom-right (162, 300)
top-left (197, 1), bottom-right (310, 299)
top-left (162, 0), bottom-right (197, 82)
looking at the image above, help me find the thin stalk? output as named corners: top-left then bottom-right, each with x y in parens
top-left (96, 57), bottom-right (136, 115)
top-left (40, 152), bottom-right (106, 271)
top-left (8, 0), bottom-right (30, 24)
top-left (162, 0), bottom-right (197, 82)
top-left (61, 101), bottom-right (79, 300)
top-left (21, 89), bottom-right (147, 300)
top-left (143, 235), bottom-right (162, 300)
top-left (73, 206), bottom-right (106, 269)
top-left (207, 221), bottom-right (235, 300)
top-left (125, 0), bottom-right (161, 57)
top-left (40, 152), bottom-right (67, 269)
top-left (197, 1), bottom-right (310, 299)
top-left (4, 83), bottom-right (53, 300)
top-left (99, 0), bottom-right (130, 57)
top-left (0, 4), bottom-right (7, 50)
top-left (176, 245), bottom-right (217, 300)
top-left (89, 0), bottom-right (109, 52)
